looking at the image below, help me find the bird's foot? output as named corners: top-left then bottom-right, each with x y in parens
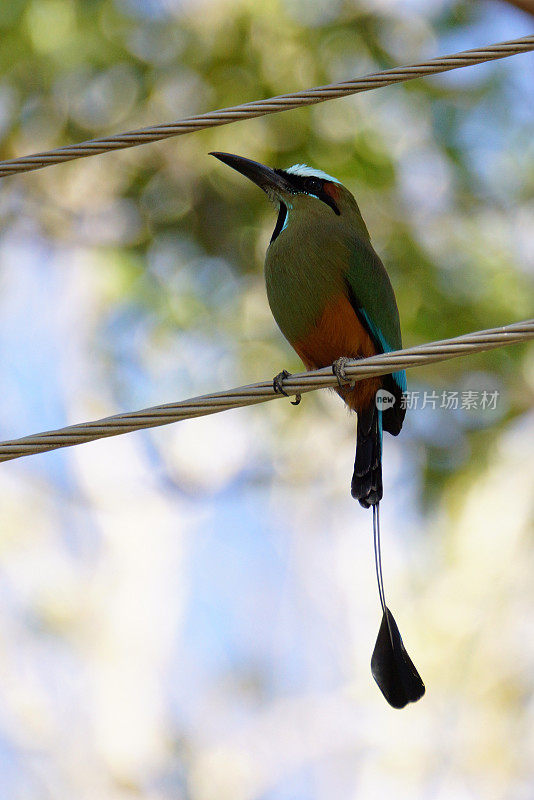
top-left (273, 370), bottom-right (301, 406)
top-left (332, 357), bottom-right (355, 389)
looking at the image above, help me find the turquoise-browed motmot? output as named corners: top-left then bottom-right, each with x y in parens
top-left (211, 152), bottom-right (424, 708)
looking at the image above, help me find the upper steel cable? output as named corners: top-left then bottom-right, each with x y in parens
top-left (0, 36), bottom-right (532, 178)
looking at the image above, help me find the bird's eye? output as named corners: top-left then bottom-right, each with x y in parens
top-left (306, 178), bottom-right (322, 194)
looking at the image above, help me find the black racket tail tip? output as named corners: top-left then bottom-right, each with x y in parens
top-left (371, 502), bottom-right (425, 708)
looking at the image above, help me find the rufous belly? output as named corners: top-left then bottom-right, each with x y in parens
top-left (291, 292), bottom-right (381, 412)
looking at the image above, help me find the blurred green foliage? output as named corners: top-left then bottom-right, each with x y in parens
top-left (0, 0), bottom-right (532, 506)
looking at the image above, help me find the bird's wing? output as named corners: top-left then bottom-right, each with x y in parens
top-left (345, 238), bottom-right (406, 434)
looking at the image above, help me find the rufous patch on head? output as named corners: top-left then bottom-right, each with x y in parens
top-left (323, 181), bottom-right (341, 202)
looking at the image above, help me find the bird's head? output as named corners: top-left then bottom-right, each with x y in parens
top-left (210, 152), bottom-right (368, 244)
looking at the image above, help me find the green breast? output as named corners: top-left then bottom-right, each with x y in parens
top-left (264, 211), bottom-right (350, 344)
top-left (264, 202), bottom-right (402, 355)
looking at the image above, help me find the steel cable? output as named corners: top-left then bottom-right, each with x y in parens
top-left (0, 319), bottom-right (532, 463)
top-left (0, 36), bottom-right (532, 178)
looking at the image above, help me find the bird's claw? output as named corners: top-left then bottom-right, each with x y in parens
top-left (273, 370), bottom-right (301, 406)
top-left (332, 357), bottom-right (355, 389)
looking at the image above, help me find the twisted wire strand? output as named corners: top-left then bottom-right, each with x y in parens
top-left (0, 320), bottom-right (532, 463)
top-left (0, 36), bottom-right (532, 178)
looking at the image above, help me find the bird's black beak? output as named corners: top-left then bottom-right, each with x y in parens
top-left (210, 152), bottom-right (292, 197)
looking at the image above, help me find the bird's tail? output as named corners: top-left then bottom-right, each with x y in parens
top-left (351, 404), bottom-right (382, 508)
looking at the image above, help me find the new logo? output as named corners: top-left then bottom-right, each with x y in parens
top-left (375, 389), bottom-right (396, 410)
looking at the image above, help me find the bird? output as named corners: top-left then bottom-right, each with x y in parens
top-left (211, 152), bottom-right (425, 708)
